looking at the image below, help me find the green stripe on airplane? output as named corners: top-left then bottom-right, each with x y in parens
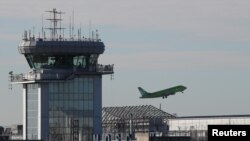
top-left (138, 85), bottom-right (187, 99)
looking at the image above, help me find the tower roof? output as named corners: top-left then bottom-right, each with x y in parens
top-left (102, 105), bottom-right (176, 122)
top-left (19, 40), bottom-right (105, 55)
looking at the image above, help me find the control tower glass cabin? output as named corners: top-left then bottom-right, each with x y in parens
top-left (9, 9), bottom-right (114, 141)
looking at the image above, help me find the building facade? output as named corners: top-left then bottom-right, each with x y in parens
top-left (10, 9), bottom-right (113, 141)
top-left (167, 115), bottom-right (250, 141)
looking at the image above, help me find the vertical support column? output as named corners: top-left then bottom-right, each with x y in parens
top-left (38, 84), bottom-right (41, 139)
top-left (40, 83), bottom-right (49, 141)
top-left (22, 84), bottom-right (26, 140)
top-left (93, 75), bottom-right (102, 136)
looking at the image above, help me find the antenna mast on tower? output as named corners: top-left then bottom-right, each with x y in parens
top-left (45, 8), bottom-right (65, 40)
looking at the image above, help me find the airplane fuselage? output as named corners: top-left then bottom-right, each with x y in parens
top-left (139, 85), bottom-right (187, 99)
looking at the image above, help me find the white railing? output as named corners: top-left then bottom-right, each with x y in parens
top-left (9, 64), bottom-right (114, 82)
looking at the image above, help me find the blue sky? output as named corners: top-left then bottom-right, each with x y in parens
top-left (1, 0), bottom-right (250, 125)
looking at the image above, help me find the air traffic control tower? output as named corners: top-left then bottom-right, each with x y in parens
top-left (9, 9), bottom-right (114, 141)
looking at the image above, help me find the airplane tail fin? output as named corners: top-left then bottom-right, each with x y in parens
top-left (138, 87), bottom-right (148, 96)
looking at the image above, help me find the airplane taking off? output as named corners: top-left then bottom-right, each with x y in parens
top-left (138, 85), bottom-right (187, 99)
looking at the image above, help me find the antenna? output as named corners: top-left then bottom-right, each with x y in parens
top-left (89, 20), bottom-right (91, 40)
top-left (92, 30), bottom-right (94, 40)
top-left (42, 14), bottom-right (44, 39)
top-left (32, 26), bottom-right (35, 39)
top-left (72, 10), bottom-right (74, 39)
top-left (63, 27), bottom-right (64, 40)
top-left (29, 30), bottom-right (31, 39)
top-left (45, 8), bottom-right (65, 40)
top-left (96, 29), bottom-right (99, 41)
top-left (79, 23), bottom-right (82, 40)
top-left (59, 11), bottom-right (62, 38)
top-left (44, 31), bottom-right (46, 39)
top-left (23, 30), bottom-right (28, 40)
top-left (77, 29), bottom-right (79, 40)
top-left (69, 16), bottom-right (71, 39)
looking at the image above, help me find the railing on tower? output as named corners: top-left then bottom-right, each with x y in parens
top-left (9, 64), bottom-right (114, 82)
